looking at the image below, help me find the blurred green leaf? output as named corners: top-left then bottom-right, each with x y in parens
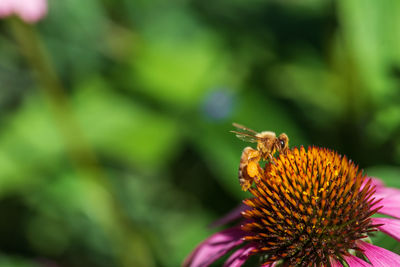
top-left (74, 77), bottom-right (182, 170)
top-left (337, 0), bottom-right (400, 103)
top-left (130, 9), bottom-right (240, 109)
top-left (0, 95), bottom-right (63, 195)
top-left (42, 0), bottom-right (107, 81)
top-left (371, 230), bottom-right (400, 255)
top-left (366, 106), bottom-right (400, 145)
top-left (270, 53), bottom-right (347, 126)
top-left (0, 255), bottom-right (39, 267)
top-left (110, 170), bottom-right (214, 267)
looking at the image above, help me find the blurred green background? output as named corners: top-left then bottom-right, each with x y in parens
top-left (0, 0), bottom-right (400, 266)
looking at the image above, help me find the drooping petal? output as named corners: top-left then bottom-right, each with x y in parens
top-left (209, 204), bottom-right (249, 228)
top-left (373, 196), bottom-right (400, 219)
top-left (223, 243), bottom-right (256, 267)
top-left (358, 240), bottom-right (400, 266)
top-left (183, 227), bottom-right (246, 267)
top-left (343, 255), bottom-right (371, 266)
top-left (372, 217), bottom-right (400, 242)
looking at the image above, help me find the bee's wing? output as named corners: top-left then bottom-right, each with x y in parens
top-left (232, 123), bottom-right (258, 135)
top-left (230, 131), bottom-right (259, 143)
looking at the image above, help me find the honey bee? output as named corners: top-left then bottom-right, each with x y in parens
top-left (231, 123), bottom-right (289, 191)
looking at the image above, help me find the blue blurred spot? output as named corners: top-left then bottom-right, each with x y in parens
top-left (202, 89), bottom-right (235, 120)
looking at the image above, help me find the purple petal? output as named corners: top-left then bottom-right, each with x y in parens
top-left (372, 217), bottom-right (400, 242)
top-left (209, 204), bottom-right (249, 228)
top-left (223, 243), bottom-right (256, 267)
top-left (342, 255), bottom-right (371, 266)
top-left (183, 227), bottom-right (246, 267)
top-left (358, 240), bottom-right (400, 266)
top-left (373, 196), bottom-right (400, 219)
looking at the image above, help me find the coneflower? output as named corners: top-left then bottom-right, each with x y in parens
top-left (184, 146), bottom-right (400, 266)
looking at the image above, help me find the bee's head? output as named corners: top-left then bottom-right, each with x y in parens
top-left (278, 133), bottom-right (289, 150)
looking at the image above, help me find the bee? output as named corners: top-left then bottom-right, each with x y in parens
top-left (231, 123), bottom-right (289, 191)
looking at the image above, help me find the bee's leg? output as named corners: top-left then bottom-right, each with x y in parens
top-left (283, 147), bottom-right (289, 154)
top-left (239, 147), bottom-right (261, 191)
top-left (239, 178), bottom-right (252, 192)
top-left (249, 160), bottom-right (263, 185)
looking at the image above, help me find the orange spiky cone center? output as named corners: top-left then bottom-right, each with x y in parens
top-left (241, 146), bottom-right (381, 266)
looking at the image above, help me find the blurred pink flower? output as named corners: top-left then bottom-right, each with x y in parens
top-left (0, 0), bottom-right (47, 23)
top-left (184, 146), bottom-right (400, 267)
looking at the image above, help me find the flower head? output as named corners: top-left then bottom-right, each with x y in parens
top-left (184, 146), bottom-right (400, 266)
top-left (0, 0), bottom-right (47, 23)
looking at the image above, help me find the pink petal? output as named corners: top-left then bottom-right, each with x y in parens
top-left (209, 204), bottom-right (249, 228)
top-left (183, 227), bottom-right (246, 267)
top-left (373, 196), bottom-right (400, 219)
top-left (362, 177), bottom-right (384, 192)
top-left (330, 257), bottom-right (344, 267)
top-left (372, 217), bottom-right (400, 241)
top-left (358, 240), bottom-right (400, 266)
top-left (342, 255), bottom-right (371, 266)
top-left (0, 0), bottom-right (14, 18)
top-left (374, 188), bottom-right (400, 199)
top-left (14, 0), bottom-right (47, 23)
top-left (366, 177), bottom-right (385, 189)
top-left (223, 243), bottom-right (256, 267)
